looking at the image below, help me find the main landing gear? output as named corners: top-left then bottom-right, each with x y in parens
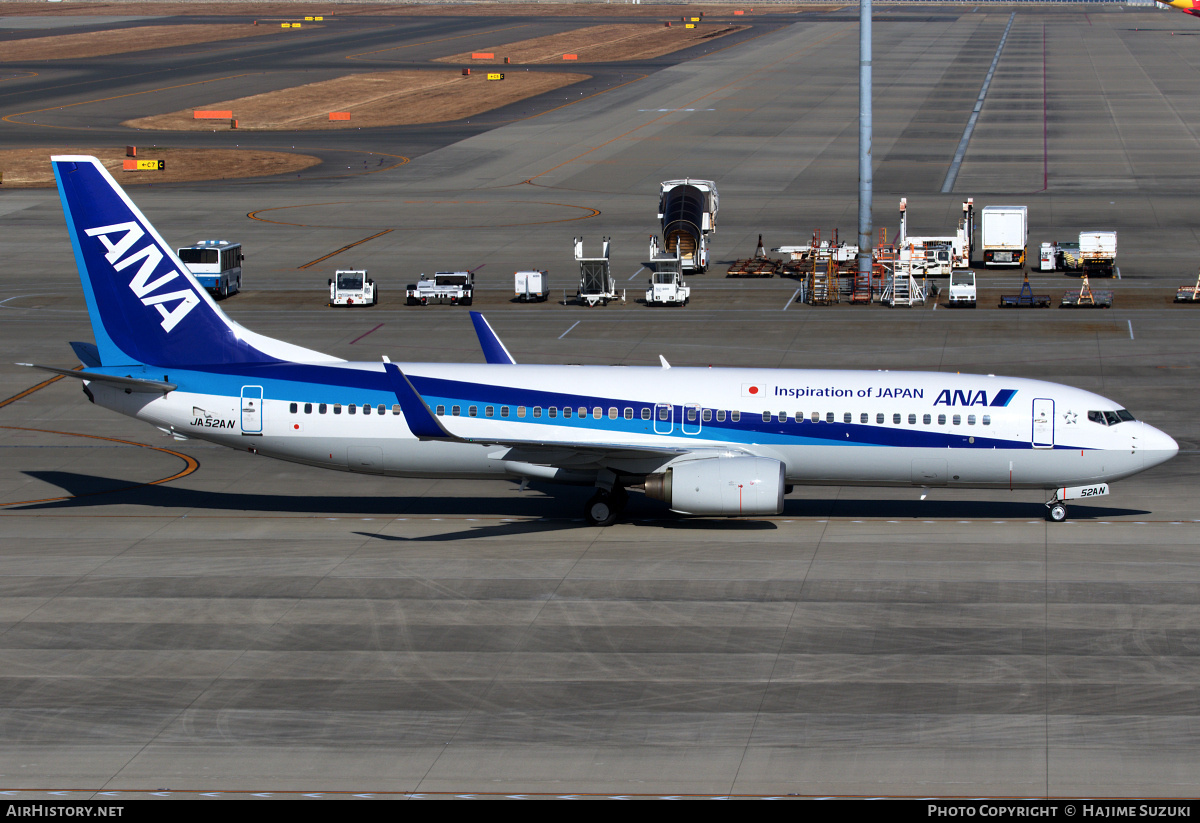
top-left (585, 470), bottom-right (628, 526)
top-left (585, 485), bottom-right (627, 527)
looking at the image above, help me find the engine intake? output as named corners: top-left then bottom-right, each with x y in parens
top-left (644, 456), bottom-right (785, 516)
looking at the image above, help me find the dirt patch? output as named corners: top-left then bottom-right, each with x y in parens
top-left (0, 147), bottom-right (321, 187)
top-left (0, 23), bottom-right (288, 63)
top-left (122, 69), bottom-right (589, 131)
top-left (436, 22), bottom-right (747, 64)
top-left (0, 3), bottom-right (822, 19)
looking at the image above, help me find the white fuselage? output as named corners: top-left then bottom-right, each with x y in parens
top-left (85, 363), bottom-right (1177, 492)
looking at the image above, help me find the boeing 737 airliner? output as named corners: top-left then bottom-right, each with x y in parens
top-left (26, 156), bottom-right (1178, 524)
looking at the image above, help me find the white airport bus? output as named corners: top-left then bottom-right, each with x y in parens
top-left (176, 240), bottom-right (243, 299)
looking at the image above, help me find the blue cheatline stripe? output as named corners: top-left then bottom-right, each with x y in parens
top-left (119, 362), bottom-right (1057, 451)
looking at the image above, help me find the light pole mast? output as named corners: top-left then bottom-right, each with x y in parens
top-left (858, 0), bottom-right (873, 284)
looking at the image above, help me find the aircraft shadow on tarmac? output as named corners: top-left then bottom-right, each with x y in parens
top-left (11, 471), bottom-right (1150, 527)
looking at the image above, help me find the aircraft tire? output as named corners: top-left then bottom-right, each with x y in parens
top-left (585, 488), bottom-right (625, 527)
top-left (1047, 502), bottom-right (1067, 522)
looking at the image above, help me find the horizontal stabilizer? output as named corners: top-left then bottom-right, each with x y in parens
top-left (69, 341), bottom-right (102, 368)
top-left (17, 363), bottom-right (175, 394)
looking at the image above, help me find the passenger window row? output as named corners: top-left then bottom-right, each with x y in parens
top-left (764, 411), bottom-right (991, 426)
top-left (289, 402), bottom-right (400, 416)
top-left (286, 401), bottom-right (993, 428)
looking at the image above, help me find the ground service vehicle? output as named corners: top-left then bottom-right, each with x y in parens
top-left (514, 270), bottom-right (549, 302)
top-left (328, 269), bottom-right (377, 307)
top-left (980, 206), bottom-right (1028, 267)
top-left (644, 251), bottom-right (689, 306)
top-left (1079, 231), bottom-right (1117, 277)
top-left (946, 269), bottom-right (977, 308)
top-left (34, 156), bottom-right (1179, 527)
top-left (896, 198), bottom-right (974, 276)
top-left (407, 272), bottom-right (473, 306)
top-left (657, 179), bottom-right (718, 273)
top-left (176, 240), bottom-right (242, 299)
top-left (575, 237), bottom-right (618, 307)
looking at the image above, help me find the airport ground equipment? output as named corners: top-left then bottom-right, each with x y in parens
top-left (896, 197), bottom-right (973, 276)
top-left (656, 179), bottom-right (718, 273)
top-left (776, 230), bottom-right (861, 304)
top-left (1040, 241), bottom-right (1082, 273)
top-left (644, 249), bottom-right (689, 306)
top-left (1060, 271), bottom-right (1112, 308)
top-left (575, 236), bottom-right (619, 307)
top-left (1080, 230), bottom-right (1118, 278)
top-left (945, 269), bottom-right (977, 308)
top-left (176, 239), bottom-right (242, 299)
top-left (406, 271), bottom-right (473, 306)
top-left (726, 235), bottom-right (781, 277)
top-left (329, 269), bottom-right (377, 307)
top-left (1039, 242), bottom-right (1057, 272)
top-left (514, 270), bottom-right (549, 302)
top-left (1175, 268), bottom-right (1200, 302)
top-left (880, 243), bottom-right (927, 307)
top-left (980, 205), bottom-right (1028, 267)
top-left (999, 273), bottom-right (1051, 308)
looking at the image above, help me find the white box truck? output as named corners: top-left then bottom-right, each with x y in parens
top-left (1079, 230), bottom-right (1117, 277)
top-left (980, 206), bottom-right (1028, 267)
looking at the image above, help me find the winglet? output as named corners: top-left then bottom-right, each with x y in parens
top-left (469, 312), bottom-right (516, 365)
top-left (382, 362), bottom-right (456, 440)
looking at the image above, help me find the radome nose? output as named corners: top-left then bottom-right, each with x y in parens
top-left (1141, 422), bottom-right (1179, 468)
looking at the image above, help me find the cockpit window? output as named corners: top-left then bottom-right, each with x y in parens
top-left (1088, 409), bottom-right (1136, 426)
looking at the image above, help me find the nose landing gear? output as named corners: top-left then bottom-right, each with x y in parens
top-left (1046, 500), bottom-right (1067, 522)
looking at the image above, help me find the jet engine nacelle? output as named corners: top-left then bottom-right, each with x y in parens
top-left (644, 456), bottom-right (785, 516)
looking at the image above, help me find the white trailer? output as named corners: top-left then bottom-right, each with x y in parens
top-left (329, 269), bottom-right (377, 307)
top-left (514, 270), bottom-right (549, 302)
top-left (575, 236), bottom-right (619, 307)
top-left (980, 205), bottom-right (1028, 267)
top-left (406, 271), bottom-right (473, 306)
top-left (896, 198), bottom-right (973, 275)
top-left (657, 179), bottom-right (718, 273)
top-left (1079, 230), bottom-right (1117, 277)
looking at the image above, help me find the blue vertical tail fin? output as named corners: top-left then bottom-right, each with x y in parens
top-left (52, 156), bottom-right (336, 368)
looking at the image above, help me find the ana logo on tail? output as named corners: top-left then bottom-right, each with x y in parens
top-left (84, 221), bottom-right (200, 332)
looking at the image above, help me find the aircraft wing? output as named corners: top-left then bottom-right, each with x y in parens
top-left (1158, 0), bottom-right (1200, 15)
top-left (383, 359), bottom-right (750, 471)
